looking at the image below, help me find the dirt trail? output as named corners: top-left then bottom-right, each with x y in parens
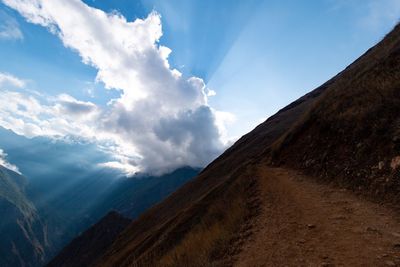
top-left (233, 166), bottom-right (400, 266)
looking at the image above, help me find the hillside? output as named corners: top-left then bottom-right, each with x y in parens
top-left (45, 23), bottom-right (400, 266)
top-left (0, 166), bottom-right (47, 267)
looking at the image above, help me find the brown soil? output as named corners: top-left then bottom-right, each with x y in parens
top-left (233, 166), bottom-right (400, 267)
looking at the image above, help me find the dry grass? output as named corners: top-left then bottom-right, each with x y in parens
top-left (158, 189), bottom-right (246, 267)
top-left (122, 167), bottom-right (259, 267)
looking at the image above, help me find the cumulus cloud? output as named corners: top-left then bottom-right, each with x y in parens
top-left (1, 0), bottom-right (231, 174)
top-left (0, 10), bottom-right (23, 40)
top-left (0, 148), bottom-right (21, 174)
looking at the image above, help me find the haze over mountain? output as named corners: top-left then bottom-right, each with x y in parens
top-left (0, 127), bottom-right (199, 266)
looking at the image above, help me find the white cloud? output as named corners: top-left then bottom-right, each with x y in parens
top-left (55, 94), bottom-right (99, 119)
top-left (214, 110), bottom-right (236, 146)
top-left (98, 161), bottom-right (139, 176)
top-left (1, 0), bottom-right (231, 174)
top-left (0, 72), bottom-right (25, 88)
top-left (0, 82), bottom-right (100, 139)
top-left (0, 148), bottom-right (21, 174)
top-left (0, 10), bottom-right (23, 40)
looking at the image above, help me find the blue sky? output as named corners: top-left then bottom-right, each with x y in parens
top-left (0, 0), bottom-right (399, 174)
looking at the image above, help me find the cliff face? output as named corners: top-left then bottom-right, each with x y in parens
top-left (0, 166), bottom-right (47, 267)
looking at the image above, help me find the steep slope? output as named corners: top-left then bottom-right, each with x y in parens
top-left (0, 166), bottom-right (47, 267)
top-left (271, 24), bottom-right (400, 203)
top-left (61, 24), bottom-right (400, 267)
top-left (46, 211), bottom-right (131, 267)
